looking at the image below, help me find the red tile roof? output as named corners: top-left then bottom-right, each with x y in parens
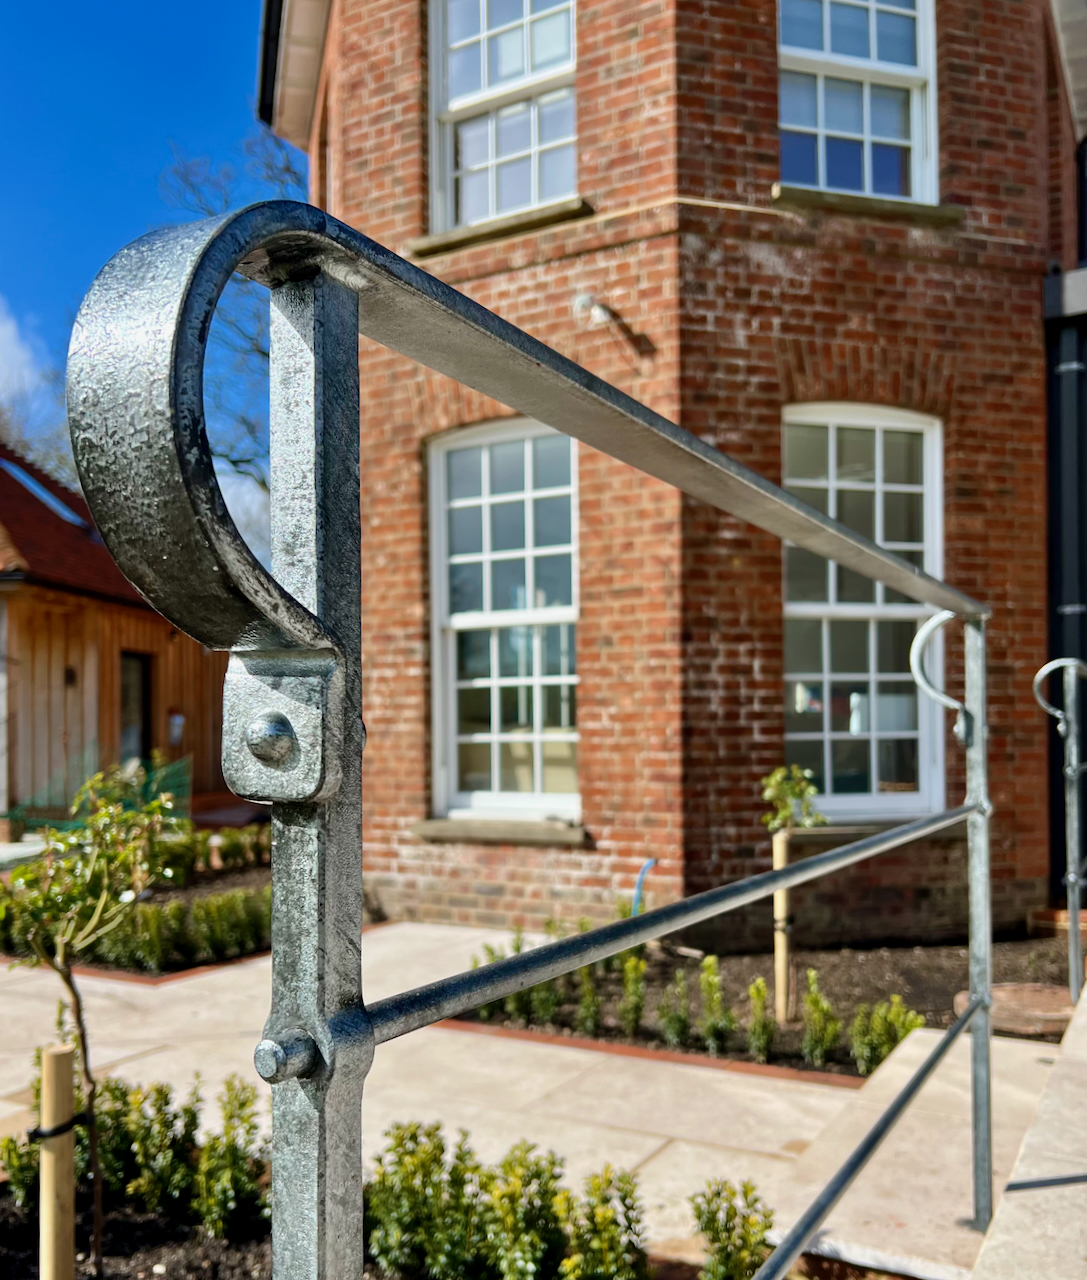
top-left (0, 441), bottom-right (144, 605)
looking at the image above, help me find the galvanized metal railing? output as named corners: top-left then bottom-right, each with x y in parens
top-left (65, 201), bottom-right (994, 1280)
top-left (1033, 658), bottom-right (1087, 1002)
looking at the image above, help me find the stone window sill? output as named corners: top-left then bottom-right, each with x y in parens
top-left (771, 183), bottom-right (966, 227)
top-left (406, 197), bottom-right (594, 258)
top-left (412, 818), bottom-right (588, 847)
top-left (787, 817), bottom-right (967, 844)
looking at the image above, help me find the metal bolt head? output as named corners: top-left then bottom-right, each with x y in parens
top-left (246, 710), bottom-right (297, 766)
top-left (254, 1029), bottom-right (318, 1083)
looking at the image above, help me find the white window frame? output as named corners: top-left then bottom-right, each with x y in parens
top-left (778, 0), bottom-right (939, 205)
top-left (429, 0), bottom-right (578, 234)
top-left (783, 403), bottom-right (945, 820)
top-left (429, 417), bottom-right (580, 822)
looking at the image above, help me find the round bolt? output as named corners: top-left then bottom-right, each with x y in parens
top-left (254, 1029), bottom-right (318, 1083)
top-left (246, 710), bottom-right (296, 766)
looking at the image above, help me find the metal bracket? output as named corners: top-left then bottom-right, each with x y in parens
top-left (909, 609), bottom-right (973, 748)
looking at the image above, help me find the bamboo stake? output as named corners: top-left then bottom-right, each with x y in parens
top-left (40, 1044), bottom-right (76, 1280)
top-left (772, 831), bottom-right (791, 1024)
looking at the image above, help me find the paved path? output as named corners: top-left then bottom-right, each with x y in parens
top-left (0, 922), bottom-right (1056, 1278)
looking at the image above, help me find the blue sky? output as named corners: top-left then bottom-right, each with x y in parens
top-left (0, 0), bottom-right (293, 387)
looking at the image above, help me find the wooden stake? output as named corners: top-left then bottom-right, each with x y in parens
top-left (772, 831), bottom-right (791, 1024)
top-left (40, 1044), bottom-right (76, 1280)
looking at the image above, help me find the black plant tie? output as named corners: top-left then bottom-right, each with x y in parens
top-left (27, 1110), bottom-right (92, 1142)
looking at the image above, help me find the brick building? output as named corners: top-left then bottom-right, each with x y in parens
top-left (257, 0), bottom-right (1087, 946)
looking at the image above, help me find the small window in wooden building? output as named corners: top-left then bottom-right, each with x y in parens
top-left (120, 652), bottom-right (152, 765)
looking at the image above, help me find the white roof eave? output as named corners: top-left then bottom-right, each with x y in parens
top-left (272, 0), bottom-right (332, 149)
top-left (1052, 0), bottom-right (1087, 141)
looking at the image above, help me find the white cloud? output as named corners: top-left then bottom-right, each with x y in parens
top-left (0, 295), bottom-right (48, 403)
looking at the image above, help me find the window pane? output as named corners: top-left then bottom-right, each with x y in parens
top-left (530, 8), bottom-right (571, 70)
top-left (544, 623), bottom-right (576, 674)
top-left (837, 489), bottom-right (874, 539)
top-left (456, 116), bottom-right (491, 168)
top-left (832, 739), bottom-right (870, 792)
top-left (883, 548), bottom-right (924, 604)
top-left (498, 625), bottom-right (534, 676)
top-left (877, 10), bottom-right (916, 63)
top-left (489, 28), bottom-right (525, 82)
top-left (500, 685), bottom-right (533, 732)
top-left (786, 739), bottom-right (824, 792)
top-left (497, 103), bottom-right (532, 156)
top-left (451, 562), bottom-right (484, 612)
top-left (837, 567), bottom-right (876, 603)
top-left (831, 619), bottom-right (868, 672)
top-left (878, 739), bottom-right (918, 791)
top-left (492, 501), bottom-right (526, 550)
top-left (449, 0), bottom-right (482, 43)
top-left (457, 629), bottom-right (491, 678)
top-left (781, 132), bottom-right (818, 186)
top-left (830, 2), bottom-right (869, 56)
top-left (449, 447), bottom-right (483, 499)
top-left (785, 424), bottom-right (828, 479)
top-left (500, 741), bottom-right (535, 791)
top-left (788, 485), bottom-right (829, 515)
top-left (872, 144), bottom-right (910, 197)
top-left (458, 742), bottom-right (492, 791)
top-left (884, 491), bottom-right (923, 541)
top-left (449, 505), bottom-right (483, 554)
top-left (497, 156), bottom-right (532, 211)
top-left (837, 427), bottom-right (875, 481)
top-left (535, 553), bottom-right (572, 605)
top-left (825, 78), bottom-right (863, 133)
top-left (540, 144), bottom-right (576, 200)
top-left (877, 619), bottom-right (915, 672)
top-left (491, 440), bottom-right (525, 492)
top-left (785, 547), bottom-right (828, 601)
top-left (780, 71), bottom-right (818, 127)
top-left (785, 618), bottom-right (822, 672)
top-left (542, 740), bottom-right (578, 792)
top-left (877, 682), bottom-right (917, 730)
top-left (826, 137), bottom-right (863, 191)
top-left (533, 434), bottom-right (571, 487)
top-left (492, 558), bottom-right (527, 609)
top-left (449, 42), bottom-right (482, 97)
top-left (543, 684), bottom-right (577, 730)
top-left (456, 170), bottom-right (490, 224)
top-left (531, 0), bottom-right (564, 10)
top-left (489, 0), bottom-right (522, 23)
top-left (539, 89), bottom-right (575, 142)
top-left (884, 430), bottom-right (923, 484)
top-left (831, 682), bottom-right (870, 733)
top-left (871, 85), bottom-right (910, 139)
top-left (781, 0), bottom-right (824, 49)
top-left (458, 687), bottom-right (492, 733)
top-left (534, 495), bottom-right (571, 545)
top-left (786, 680), bottom-right (824, 732)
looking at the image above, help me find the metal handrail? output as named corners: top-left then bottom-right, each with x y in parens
top-left (910, 609), bottom-right (972, 746)
top-left (1033, 657), bottom-right (1087, 1002)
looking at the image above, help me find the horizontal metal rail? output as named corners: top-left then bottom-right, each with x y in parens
top-left (753, 997), bottom-right (986, 1280)
top-left (367, 805), bottom-right (975, 1045)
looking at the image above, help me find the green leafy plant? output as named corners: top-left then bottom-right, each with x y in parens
top-left (699, 957), bottom-right (736, 1057)
top-left (801, 969), bottom-right (840, 1068)
top-left (556, 1165), bottom-right (649, 1280)
top-left (746, 978), bottom-right (776, 1065)
top-left (618, 955), bottom-right (647, 1038)
top-left (479, 1141), bottom-right (566, 1280)
top-left (530, 979), bottom-right (560, 1025)
top-left (690, 1180), bottom-right (774, 1280)
top-left (125, 1081), bottom-right (201, 1214)
top-left (657, 970), bottom-right (691, 1049)
top-left (850, 996), bottom-right (926, 1076)
top-left (575, 966), bottom-right (602, 1037)
top-left (760, 765), bottom-right (828, 833)
top-left (193, 1075), bottom-right (268, 1238)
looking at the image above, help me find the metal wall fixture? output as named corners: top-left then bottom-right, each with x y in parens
top-left (1033, 657), bottom-right (1087, 1002)
top-left (66, 201), bottom-right (994, 1280)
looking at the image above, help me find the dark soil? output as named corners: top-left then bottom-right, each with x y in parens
top-left (457, 934), bottom-right (1070, 1075)
top-left (148, 865), bottom-right (270, 906)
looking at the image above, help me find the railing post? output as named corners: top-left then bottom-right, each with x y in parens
top-left (1063, 665), bottom-right (1084, 1002)
top-left (964, 617), bottom-right (992, 1230)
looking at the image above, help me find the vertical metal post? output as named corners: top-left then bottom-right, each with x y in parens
top-left (257, 274), bottom-right (368, 1280)
top-left (964, 617), bottom-right (992, 1230)
top-left (1063, 665), bottom-right (1084, 1002)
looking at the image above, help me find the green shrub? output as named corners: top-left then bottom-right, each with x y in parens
top-left (556, 1165), bottom-right (648, 1280)
top-left (618, 955), bottom-right (647, 1038)
top-left (479, 1142), bottom-right (566, 1280)
top-left (193, 1076), bottom-right (268, 1238)
top-left (699, 957), bottom-right (736, 1057)
top-left (746, 978), bottom-right (775, 1065)
top-left (850, 996), bottom-right (926, 1076)
top-left (125, 1081), bottom-right (200, 1214)
top-left (760, 765), bottom-right (827, 833)
top-left (0, 1133), bottom-right (38, 1208)
top-left (658, 970), bottom-right (691, 1049)
top-left (530, 979), bottom-right (560, 1025)
top-left (575, 967), bottom-right (602, 1037)
top-left (690, 1180), bottom-right (774, 1280)
top-left (801, 969), bottom-right (840, 1068)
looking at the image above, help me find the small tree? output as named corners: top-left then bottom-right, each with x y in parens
top-left (0, 764), bottom-right (181, 1276)
top-left (760, 765), bottom-right (828, 833)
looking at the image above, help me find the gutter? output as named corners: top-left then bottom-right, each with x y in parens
top-left (258, 0), bottom-right (285, 126)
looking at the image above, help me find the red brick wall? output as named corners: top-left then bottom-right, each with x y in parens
top-left (311, 0), bottom-right (1072, 942)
